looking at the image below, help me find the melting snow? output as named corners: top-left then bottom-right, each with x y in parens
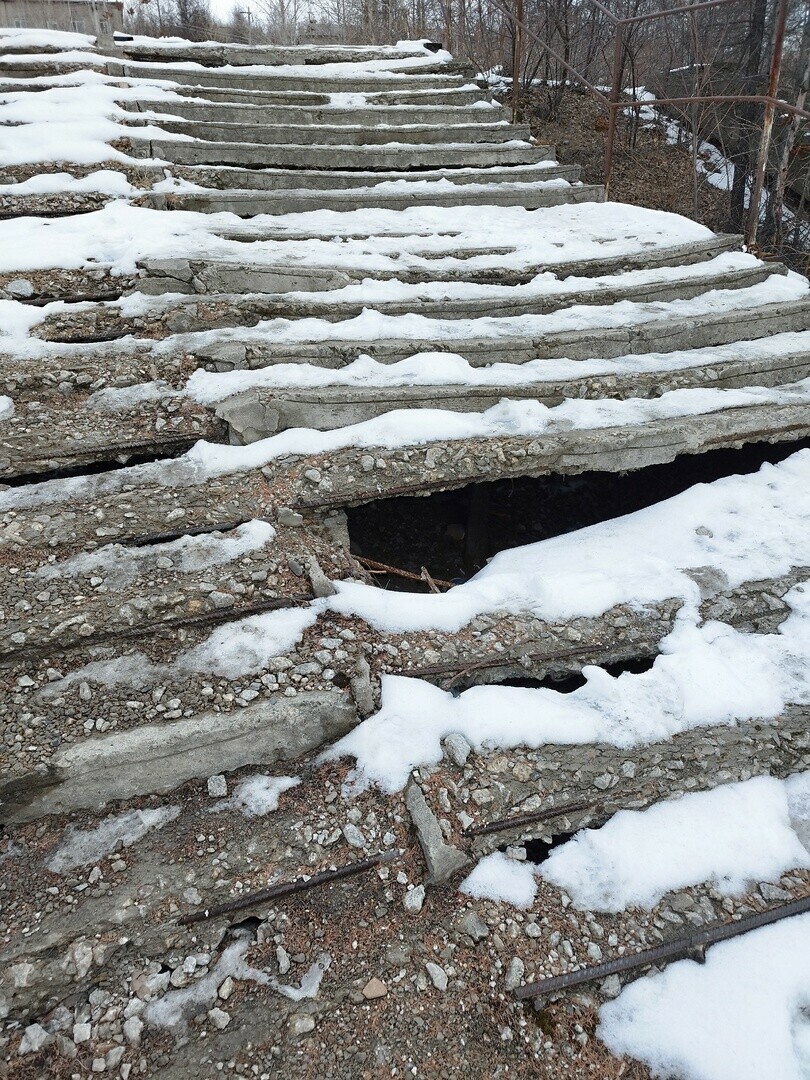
top-left (46, 806), bottom-right (180, 872)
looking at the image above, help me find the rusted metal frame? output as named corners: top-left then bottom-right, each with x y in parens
top-left (616, 94), bottom-right (810, 119)
top-left (514, 893), bottom-right (810, 999)
top-left (463, 797), bottom-right (595, 838)
top-left (178, 849), bottom-right (401, 926)
top-left (511, 0), bottom-right (524, 123)
top-left (745, 0), bottom-right (790, 248)
top-left (604, 22), bottom-right (624, 198)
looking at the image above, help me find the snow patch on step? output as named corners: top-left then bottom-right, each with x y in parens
top-left (541, 773), bottom-right (810, 912)
top-left (598, 913), bottom-right (810, 1080)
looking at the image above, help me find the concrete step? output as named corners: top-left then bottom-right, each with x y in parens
top-left (109, 60), bottom-right (476, 94)
top-left (118, 42), bottom-right (448, 67)
top-left (34, 261), bottom-right (785, 343)
top-left (6, 339), bottom-right (807, 481)
top-left (145, 181), bottom-right (603, 215)
top-left (133, 100), bottom-right (506, 127)
top-left (138, 118), bottom-right (530, 147)
top-left (139, 235), bottom-right (744, 290)
top-left (140, 84), bottom-right (492, 107)
top-left (132, 136), bottom-right (544, 170)
top-left (186, 295), bottom-right (810, 371)
top-left (216, 344), bottom-right (810, 439)
top-left (162, 160), bottom-right (579, 192)
top-left (3, 386), bottom-right (808, 551)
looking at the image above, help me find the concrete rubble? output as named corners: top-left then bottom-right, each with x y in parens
top-left (1, 27), bottom-right (809, 1080)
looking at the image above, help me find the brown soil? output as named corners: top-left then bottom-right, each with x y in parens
top-left (506, 86), bottom-right (732, 233)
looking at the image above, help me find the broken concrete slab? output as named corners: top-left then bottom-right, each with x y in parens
top-left (4, 690), bottom-right (358, 823)
top-left (405, 779), bottom-right (470, 884)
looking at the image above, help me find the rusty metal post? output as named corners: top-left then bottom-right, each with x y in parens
top-left (604, 23), bottom-right (624, 198)
top-left (512, 0), bottom-right (524, 124)
top-left (744, 0), bottom-right (789, 247)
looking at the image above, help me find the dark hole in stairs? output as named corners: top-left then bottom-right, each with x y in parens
top-left (347, 438), bottom-right (810, 590)
top-left (507, 831), bottom-right (578, 865)
top-left (496, 655), bottom-right (656, 694)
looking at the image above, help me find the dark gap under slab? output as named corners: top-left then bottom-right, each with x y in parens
top-left (346, 438), bottom-right (810, 591)
top-left (495, 656), bottom-right (656, 694)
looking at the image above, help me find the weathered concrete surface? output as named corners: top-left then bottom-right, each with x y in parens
top-left (3, 690), bottom-right (358, 822)
top-left (119, 41), bottom-right (448, 66)
top-left (3, 402), bottom-right (808, 554)
top-left (108, 60), bottom-right (475, 93)
top-left (131, 100), bottom-right (508, 128)
top-left (153, 160), bottom-right (580, 193)
top-left (133, 137), bottom-right (546, 170)
top-left (33, 262), bottom-right (784, 342)
top-left (217, 349), bottom-right (810, 438)
top-left (187, 298), bottom-right (810, 370)
top-left (146, 182), bottom-right (603, 215)
top-left (136, 234), bottom-right (744, 291)
top-left (135, 119), bottom-right (534, 148)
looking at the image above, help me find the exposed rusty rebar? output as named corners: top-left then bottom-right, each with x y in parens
top-left (514, 894), bottom-right (810, 999)
top-left (355, 555), bottom-right (454, 590)
top-left (463, 798), bottom-right (596, 838)
top-left (178, 850), bottom-right (402, 926)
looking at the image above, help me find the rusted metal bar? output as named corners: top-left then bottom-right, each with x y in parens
top-left (617, 0), bottom-right (741, 26)
top-left (511, 0), bottom-right (524, 123)
top-left (514, 893), bottom-right (810, 999)
top-left (401, 643), bottom-right (608, 685)
top-left (745, 0), bottom-right (790, 248)
top-left (604, 23), bottom-right (624, 196)
top-left (616, 94), bottom-right (810, 119)
top-left (463, 798), bottom-right (595, 838)
top-left (0, 593), bottom-right (316, 663)
top-left (178, 849), bottom-right (402, 926)
top-left (355, 555), bottom-right (454, 590)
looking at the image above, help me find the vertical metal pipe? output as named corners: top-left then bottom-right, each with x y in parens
top-left (512, 0), bottom-right (524, 123)
top-left (604, 23), bottom-right (624, 198)
top-left (744, 0), bottom-right (789, 247)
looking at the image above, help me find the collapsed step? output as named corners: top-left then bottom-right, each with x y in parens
top-left (6, 338), bottom-right (810, 481)
top-left (3, 384), bottom-right (809, 550)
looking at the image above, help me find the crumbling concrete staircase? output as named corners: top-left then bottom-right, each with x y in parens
top-left (1, 30), bottom-right (810, 1077)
